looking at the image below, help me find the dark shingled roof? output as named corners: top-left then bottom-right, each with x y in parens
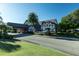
top-left (39, 19), bottom-right (57, 25)
top-left (7, 22), bottom-right (28, 28)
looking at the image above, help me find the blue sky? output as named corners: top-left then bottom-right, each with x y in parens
top-left (0, 3), bottom-right (79, 23)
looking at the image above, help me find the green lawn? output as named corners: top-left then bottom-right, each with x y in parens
top-left (0, 41), bottom-right (69, 56)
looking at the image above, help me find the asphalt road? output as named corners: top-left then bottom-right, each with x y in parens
top-left (16, 35), bottom-right (79, 56)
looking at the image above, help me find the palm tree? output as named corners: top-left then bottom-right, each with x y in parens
top-left (28, 12), bottom-right (39, 25)
top-left (25, 12), bottom-right (39, 32)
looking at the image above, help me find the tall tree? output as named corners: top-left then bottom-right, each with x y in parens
top-left (0, 16), bottom-right (7, 35)
top-left (60, 15), bottom-right (72, 32)
top-left (71, 9), bottom-right (79, 25)
top-left (24, 12), bottom-right (39, 32)
top-left (27, 12), bottom-right (39, 25)
top-left (59, 9), bottom-right (79, 33)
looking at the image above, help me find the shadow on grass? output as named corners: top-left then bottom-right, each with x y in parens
top-left (0, 39), bottom-right (21, 43)
top-left (0, 42), bottom-right (21, 52)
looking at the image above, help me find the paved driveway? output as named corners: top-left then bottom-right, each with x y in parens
top-left (16, 35), bottom-right (79, 56)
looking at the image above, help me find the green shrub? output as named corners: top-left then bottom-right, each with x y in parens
top-left (5, 35), bottom-right (14, 39)
top-left (1, 34), bottom-right (14, 39)
top-left (27, 31), bottom-right (34, 34)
